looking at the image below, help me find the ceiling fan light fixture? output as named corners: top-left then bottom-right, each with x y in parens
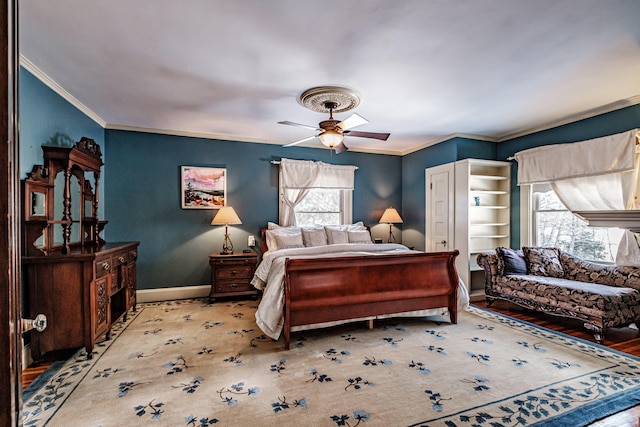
top-left (318, 129), bottom-right (343, 148)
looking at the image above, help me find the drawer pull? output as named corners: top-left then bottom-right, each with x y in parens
top-left (118, 256), bottom-right (126, 263)
top-left (102, 261), bottom-right (110, 270)
top-left (230, 283), bottom-right (238, 288)
top-left (230, 270), bottom-right (237, 276)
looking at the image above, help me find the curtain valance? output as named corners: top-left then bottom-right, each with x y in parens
top-left (280, 158), bottom-right (356, 189)
top-left (514, 129), bottom-right (639, 186)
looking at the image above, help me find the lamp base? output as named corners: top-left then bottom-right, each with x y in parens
top-left (221, 232), bottom-right (234, 255)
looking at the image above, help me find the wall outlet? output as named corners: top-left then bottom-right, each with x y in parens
top-left (248, 235), bottom-right (255, 247)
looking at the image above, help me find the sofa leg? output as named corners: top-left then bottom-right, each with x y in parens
top-left (485, 297), bottom-right (495, 308)
top-left (583, 323), bottom-right (605, 344)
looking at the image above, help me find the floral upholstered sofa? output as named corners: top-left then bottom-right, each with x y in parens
top-left (477, 246), bottom-right (640, 343)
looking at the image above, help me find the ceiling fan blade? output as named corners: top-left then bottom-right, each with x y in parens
top-left (337, 113), bottom-right (368, 131)
top-left (283, 135), bottom-right (318, 147)
top-left (278, 121), bottom-right (320, 131)
top-left (333, 141), bottom-right (349, 154)
top-left (344, 130), bottom-right (390, 141)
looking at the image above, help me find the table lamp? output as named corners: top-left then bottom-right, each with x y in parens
top-left (211, 206), bottom-right (242, 254)
top-left (379, 207), bottom-right (403, 243)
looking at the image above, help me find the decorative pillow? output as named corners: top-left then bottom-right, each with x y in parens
top-left (522, 246), bottom-right (565, 278)
top-left (496, 247), bottom-right (527, 275)
top-left (348, 230), bottom-right (372, 244)
top-left (274, 233), bottom-right (304, 249)
top-left (265, 227), bottom-right (302, 251)
top-left (302, 227), bottom-right (327, 247)
top-left (325, 227), bottom-right (349, 244)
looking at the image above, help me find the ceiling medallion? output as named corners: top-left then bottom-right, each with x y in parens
top-left (298, 86), bottom-right (361, 114)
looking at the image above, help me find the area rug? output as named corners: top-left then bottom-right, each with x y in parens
top-left (21, 299), bottom-right (640, 426)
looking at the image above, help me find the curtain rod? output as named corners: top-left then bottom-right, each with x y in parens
top-left (270, 160), bottom-right (358, 169)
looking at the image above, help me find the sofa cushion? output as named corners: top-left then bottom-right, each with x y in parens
top-left (496, 247), bottom-right (527, 275)
top-left (493, 274), bottom-right (640, 327)
top-left (523, 246), bottom-right (565, 278)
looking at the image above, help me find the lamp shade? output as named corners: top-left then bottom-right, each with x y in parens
top-left (211, 206), bottom-right (242, 226)
top-left (379, 207), bottom-right (403, 224)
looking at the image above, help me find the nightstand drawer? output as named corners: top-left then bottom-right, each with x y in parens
top-left (216, 265), bottom-right (252, 280)
top-left (216, 280), bottom-right (253, 293)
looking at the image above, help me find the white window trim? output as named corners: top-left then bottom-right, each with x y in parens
top-left (520, 184), bottom-right (533, 247)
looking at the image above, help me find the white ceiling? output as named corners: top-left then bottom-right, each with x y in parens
top-left (19, 0), bottom-right (640, 155)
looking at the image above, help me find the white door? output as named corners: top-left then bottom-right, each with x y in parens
top-left (426, 164), bottom-right (454, 252)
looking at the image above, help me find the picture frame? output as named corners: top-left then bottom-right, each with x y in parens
top-left (181, 166), bottom-right (226, 209)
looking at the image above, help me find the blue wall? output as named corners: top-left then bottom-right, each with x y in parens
top-left (104, 130), bottom-right (402, 289)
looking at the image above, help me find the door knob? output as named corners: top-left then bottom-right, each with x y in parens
top-left (23, 314), bottom-right (47, 333)
top-left (440, 240), bottom-right (447, 245)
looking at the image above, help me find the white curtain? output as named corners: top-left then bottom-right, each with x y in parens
top-left (514, 129), bottom-right (640, 265)
top-left (278, 158), bottom-right (356, 226)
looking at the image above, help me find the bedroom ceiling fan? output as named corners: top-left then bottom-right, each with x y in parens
top-left (278, 86), bottom-right (390, 154)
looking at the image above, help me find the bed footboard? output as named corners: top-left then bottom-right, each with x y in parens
top-left (283, 250), bottom-right (459, 349)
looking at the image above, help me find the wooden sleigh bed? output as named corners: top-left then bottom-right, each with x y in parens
top-left (253, 226), bottom-right (462, 349)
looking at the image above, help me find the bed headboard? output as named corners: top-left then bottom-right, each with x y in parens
top-left (260, 227), bottom-right (269, 254)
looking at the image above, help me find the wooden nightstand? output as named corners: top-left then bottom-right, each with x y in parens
top-left (208, 252), bottom-right (258, 303)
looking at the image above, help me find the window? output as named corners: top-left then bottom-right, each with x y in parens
top-left (277, 158), bottom-right (356, 226)
top-left (284, 188), bottom-right (352, 227)
top-left (531, 184), bottom-right (623, 263)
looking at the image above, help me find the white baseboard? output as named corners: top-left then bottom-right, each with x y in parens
top-left (136, 285), bottom-right (210, 303)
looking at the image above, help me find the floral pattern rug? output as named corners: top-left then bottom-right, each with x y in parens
top-left (22, 299), bottom-right (640, 426)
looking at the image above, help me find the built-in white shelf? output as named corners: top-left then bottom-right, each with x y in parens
top-left (455, 159), bottom-right (511, 302)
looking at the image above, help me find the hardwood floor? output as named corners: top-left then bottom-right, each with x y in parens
top-left (21, 300), bottom-right (640, 426)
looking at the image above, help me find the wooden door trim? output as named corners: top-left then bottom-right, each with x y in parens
top-left (1, 0), bottom-right (22, 425)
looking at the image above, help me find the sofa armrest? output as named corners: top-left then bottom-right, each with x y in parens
top-left (561, 252), bottom-right (640, 289)
top-left (477, 252), bottom-right (500, 291)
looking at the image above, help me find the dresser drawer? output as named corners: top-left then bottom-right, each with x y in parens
top-left (95, 256), bottom-right (112, 278)
top-left (216, 280), bottom-right (253, 293)
top-left (113, 252), bottom-right (127, 267)
top-left (215, 265), bottom-right (252, 280)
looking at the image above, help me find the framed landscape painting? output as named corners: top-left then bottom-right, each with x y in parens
top-left (181, 166), bottom-right (226, 209)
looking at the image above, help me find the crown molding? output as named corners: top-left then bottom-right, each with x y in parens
top-left (20, 54), bottom-right (107, 127)
top-left (107, 123), bottom-right (405, 156)
top-left (401, 133), bottom-right (498, 156)
top-left (497, 95), bottom-right (640, 142)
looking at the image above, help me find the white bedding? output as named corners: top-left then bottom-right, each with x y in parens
top-left (251, 243), bottom-right (469, 340)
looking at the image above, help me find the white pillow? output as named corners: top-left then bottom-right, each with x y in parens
top-left (325, 227), bottom-right (349, 244)
top-left (324, 221), bottom-right (367, 231)
top-left (348, 230), bottom-right (372, 244)
top-left (265, 227), bottom-right (302, 251)
top-left (275, 233), bottom-right (304, 249)
top-left (302, 227), bottom-right (327, 247)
